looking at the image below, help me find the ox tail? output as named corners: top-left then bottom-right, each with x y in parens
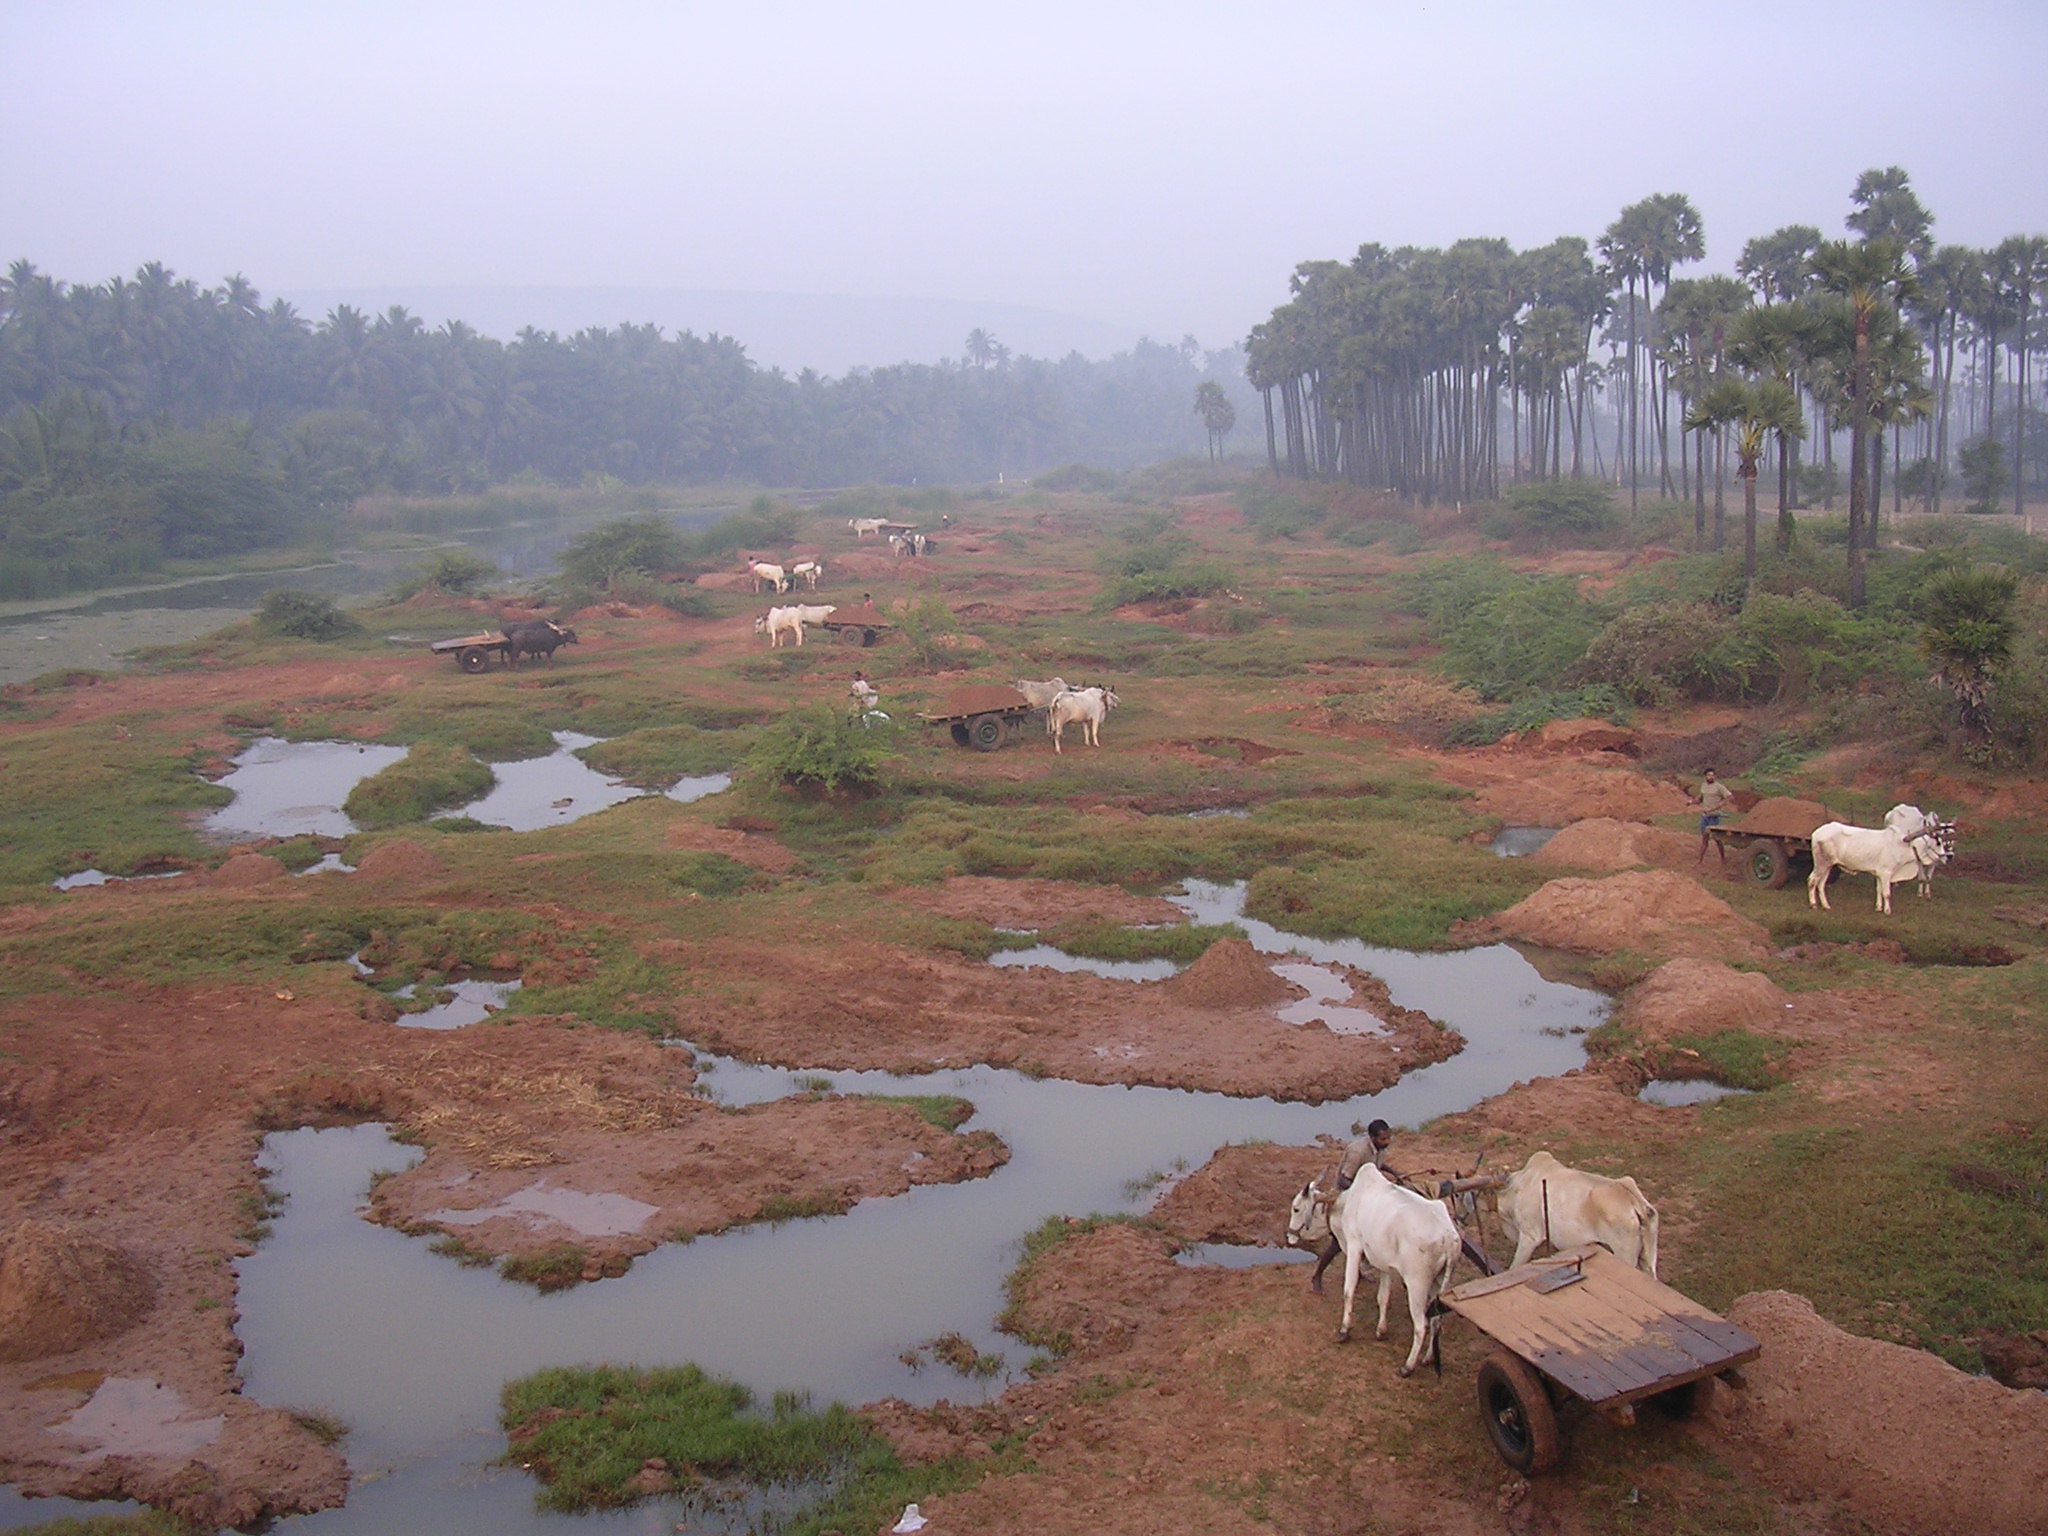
top-left (1639, 1198), bottom-right (1661, 1280)
top-left (1425, 1244), bottom-right (1458, 1378)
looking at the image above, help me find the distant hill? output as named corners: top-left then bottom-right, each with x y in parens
top-left (272, 286), bottom-right (1151, 375)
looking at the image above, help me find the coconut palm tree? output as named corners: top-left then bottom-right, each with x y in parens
top-left (1993, 234), bottom-right (2048, 525)
top-left (1810, 239), bottom-right (1919, 608)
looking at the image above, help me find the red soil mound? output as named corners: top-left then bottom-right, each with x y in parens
top-left (1459, 870), bottom-right (1771, 960)
top-left (1162, 938), bottom-right (1296, 1008)
top-left (1714, 1290), bottom-right (2048, 1536)
top-left (207, 853), bottom-right (287, 888)
top-left (1620, 958), bottom-right (1791, 1043)
top-left (902, 876), bottom-right (1183, 929)
top-left (1532, 816), bottom-right (1693, 873)
top-left (1533, 717), bottom-right (1639, 754)
top-left (352, 839), bottom-right (446, 883)
top-left (0, 1220), bottom-right (155, 1362)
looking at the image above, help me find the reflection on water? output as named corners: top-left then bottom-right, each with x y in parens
top-left (666, 772), bottom-right (733, 804)
top-left (1491, 826), bottom-right (1559, 858)
top-left (444, 733), bottom-right (637, 831)
top-left (988, 945), bottom-right (1180, 982)
top-left (1270, 961), bottom-right (1387, 1036)
top-left (9, 882), bottom-right (1606, 1534)
top-left (394, 978), bottom-right (523, 1030)
top-left (1639, 1078), bottom-right (1751, 1106)
top-left (204, 739), bottom-right (410, 840)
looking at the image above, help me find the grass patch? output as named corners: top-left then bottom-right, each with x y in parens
top-left (498, 1363), bottom-right (895, 1515)
top-left (288, 1408), bottom-right (348, 1445)
top-left (0, 728), bottom-right (229, 890)
top-left (672, 851), bottom-right (756, 897)
top-left (499, 1243), bottom-right (588, 1291)
top-left (429, 1233), bottom-right (496, 1268)
top-left (343, 743), bottom-right (493, 828)
top-left (1654, 1029), bottom-right (1790, 1091)
top-left (860, 1093), bottom-right (975, 1130)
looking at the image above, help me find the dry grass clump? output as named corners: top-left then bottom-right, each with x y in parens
top-left (1319, 671), bottom-right (1483, 728)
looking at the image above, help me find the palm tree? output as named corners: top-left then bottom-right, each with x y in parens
top-left (1688, 379), bottom-right (1804, 580)
top-left (1917, 566), bottom-right (2019, 736)
top-left (1193, 380), bottom-right (1235, 462)
top-left (1738, 226), bottom-right (1823, 305)
top-left (1846, 167), bottom-right (1935, 259)
top-left (963, 329), bottom-right (997, 370)
top-left (1810, 239), bottom-right (1919, 608)
top-left (1993, 234), bottom-right (2048, 526)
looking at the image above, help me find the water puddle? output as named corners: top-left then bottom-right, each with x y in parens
top-left (666, 772), bottom-right (734, 804)
top-left (205, 738), bottom-right (410, 840)
top-left (393, 978), bottom-right (523, 1030)
top-left (1184, 807), bottom-right (1251, 820)
top-left (1491, 826), bottom-right (1559, 858)
top-left (1638, 1079), bottom-right (1753, 1107)
top-left (1269, 961), bottom-right (1387, 1036)
top-left (50, 1378), bottom-right (224, 1462)
top-left (298, 853), bottom-right (356, 876)
top-left (50, 868), bottom-right (188, 892)
top-left (988, 945), bottom-right (1180, 982)
top-left (443, 732), bottom-right (636, 830)
top-left (20, 883), bottom-right (1607, 1535)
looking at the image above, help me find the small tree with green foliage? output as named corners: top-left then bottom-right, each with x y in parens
top-left (1917, 565), bottom-right (2019, 732)
top-left (1959, 437), bottom-right (2009, 514)
top-left (559, 516), bottom-right (684, 590)
top-left (746, 704), bottom-right (896, 793)
top-left (257, 589), bottom-right (361, 640)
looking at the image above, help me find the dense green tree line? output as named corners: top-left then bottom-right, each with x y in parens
top-left (0, 260), bottom-right (1242, 595)
top-left (1246, 169), bottom-right (2047, 590)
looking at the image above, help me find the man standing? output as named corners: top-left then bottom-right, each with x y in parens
top-left (1309, 1119), bottom-right (1392, 1295)
top-left (1697, 770), bottom-right (1734, 863)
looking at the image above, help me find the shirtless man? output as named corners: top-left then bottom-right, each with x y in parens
top-left (1308, 1119), bottom-right (1392, 1295)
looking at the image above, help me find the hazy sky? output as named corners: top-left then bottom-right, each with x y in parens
top-left (6, 0), bottom-right (2047, 362)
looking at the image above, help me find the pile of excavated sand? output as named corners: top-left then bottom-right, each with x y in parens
top-left (1715, 1291), bottom-right (2048, 1536)
top-left (1532, 717), bottom-right (1639, 754)
top-left (208, 852), bottom-right (287, 887)
top-left (1460, 870), bottom-right (1771, 960)
top-left (353, 839), bottom-right (446, 883)
top-left (1162, 939), bottom-right (1296, 1009)
top-left (1532, 817), bottom-right (1694, 873)
top-left (0, 1219), bottom-right (155, 1361)
top-left (1621, 958), bottom-right (1790, 1042)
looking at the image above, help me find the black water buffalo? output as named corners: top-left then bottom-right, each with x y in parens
top-left (503, 620), bottom-right (579, 664)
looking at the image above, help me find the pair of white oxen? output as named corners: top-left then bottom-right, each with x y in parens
top-left (1014, 676), bottom-right (1122, 753)
top-left (1808, 802), bottom-right (1958, 915)
top-left (1284, 1151), bottom-right (1657, 1377)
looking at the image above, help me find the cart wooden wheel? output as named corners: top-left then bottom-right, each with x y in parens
top-left (1746, 838), bottom-right (1791, 888)
top-left (1477, 1350), bottom-right (1562, 1475)
top-left (968, 713), bottom-right (1007, 752)
top-left (837, 625), bottom-right (868, 648)
top-left (458, 646), bottom-right (491, 674)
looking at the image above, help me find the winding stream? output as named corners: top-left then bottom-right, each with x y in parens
top-left (1, 884), bottom-right (1606, 1533)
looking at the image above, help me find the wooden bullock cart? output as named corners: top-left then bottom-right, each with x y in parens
top-left (1704, 795), bottom-right (1837, 888)
top-left (1440, 1244), bottom-right (1761, 1474)
top-left (917, 684), bottom-right (1039, 752)
top-left (430, 631), bottom-right (515, 674)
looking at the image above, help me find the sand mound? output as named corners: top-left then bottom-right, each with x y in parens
top-left (903, 876), bottom-right (1183, 929)
top-left (1715, 1291), bottom-right (2048, 1536)
top-left (1533, 817), bottom-right (1693, 872)
top-left (0, 1220), bottom-right (155, 1361)
top-left (1462, 870), bottom-right (1770, 960)
top-left (353, 839), bottom-right (446, 882)
top-left (1163, 939), bottom-right (1296, 1008)
top-left (1534, 717), bottom-right (1639, 754)
top-left (208, 853), bottom-right (287, 887)
top-left (1622, 958), bottom-right (1789, 1042)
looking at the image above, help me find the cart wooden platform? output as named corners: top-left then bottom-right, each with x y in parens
top-left (917, 684), bottom-right (1038, 751)
top-left (1442, 1244), bottom-right (1761, 1474)
top-left (1704, 795), bottom-right (1837, 888)
top-left (429, 631), bottom-right (514, 673)
top-left (807, 604), bottom-right (892, 648)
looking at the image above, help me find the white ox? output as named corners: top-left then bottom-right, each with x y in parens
top-left (848, 518), bottom-right (887, 540)
top-left (789, 559), bottom-right (824, 591)
top-left (1285, 1166), bottom-right (1461, 1376)
top-left (748, 561), bottom-right (789, 594)
top-left (753, 603), bottom-right (836, 647)
top-left (1048, 686), bottom-right (1120, 753)
top-left (1808, 821), bottom-right (1950, 915)
top-left (1885, 804), bottom-right (1957, 898)
top-left (1498, 1151), bottom-right (1659, 1277)
top-left (1012, 677), bottom-right (1069, 711)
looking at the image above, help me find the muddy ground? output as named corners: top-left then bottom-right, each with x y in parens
top-left (2, 493), bottom-right (2045, 1534)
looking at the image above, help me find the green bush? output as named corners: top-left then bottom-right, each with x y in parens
top-left (746, 704), bottom-right (896, 793)
top-left (389, 549), bottom-right (499, 600)
top-left (693, 496), bottom-right (799, 560)
top-left (559, 516), bottom-right (685, 588)
top-left (1403, 559), bottom-right (1604, 700)
top-left (1033, 463), bottom-right (1120, 492)
top-left (1482, 479), bottom-right (1619, 542)
top-left (343, 743), bottom-right (494, 827)
top-left (256, 589), bottom-right (362, 641)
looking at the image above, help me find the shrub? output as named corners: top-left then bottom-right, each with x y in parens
top-left (390, 549), bottom-right (499, 600)
top-left (559, 516), bottom-right (685, 588)
top-left (693, 496), bottom-right (799, 560)
top-left (1032, 463), bottom-right (1120, 492)
top-left (894, 597), bottom-right (963, 668)
top-left (1483, 479), bottom-right (1619, 542)
top-left (256, 589), bottom-right (362, 641)
top-left (1959, 436), bottom-right (2008, 513)
top-left (746, 704), bottom-right (896, 793)
top-left (1404, 559), bottom-right (1604, 700)
top-left (1582, 600), bottom-right (1732, 707)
